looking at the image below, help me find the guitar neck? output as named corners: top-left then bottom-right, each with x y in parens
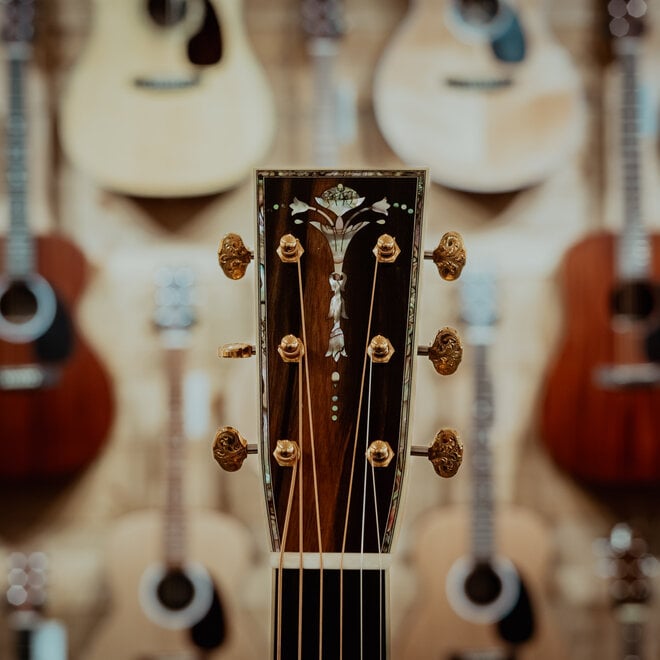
top-left (274, 567), bottom-right (387, 659)
top-left (618, 604), bottom-right (647, 659)
top-left (5, 42), bottom-right (35, 277)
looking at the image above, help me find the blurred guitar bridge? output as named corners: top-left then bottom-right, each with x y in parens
top-left (594, 363), bottom-right (660, 389)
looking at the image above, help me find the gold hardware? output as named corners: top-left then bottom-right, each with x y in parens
top-left (411, 429), bottom-right (463, 478)
top-left (273, 440), bottom-right (300, 467)
top-left (278, 335), bottom-right (304, 362)
top-left (424, 231), bottom-right (466, 281)
top-left (419, 327), bottom-right (463, 375)
top-left (367, 335), bottom-right (395, 363)
top-left (218, 343), bottom-right (255, 359)
top-left (366, 440), bottom-right (395, 468)
top-left (213, 426), bottom-right (255, 472)
top-left (218, 233), bottom-right (253, 280)
top-left (373, 234), bottom-right (401, 263)
top-left (277, 234), bottom-right (304, 263)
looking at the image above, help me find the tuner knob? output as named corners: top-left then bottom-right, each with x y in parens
top-left (218, 233), bottom-right (253, 280)
top-left (411, 429), bottom-right (463, 478)
top-left (418, 327), bottom-right (463, 375)
top-left (424, 231), bottom-right (466, 281)
top-left (212, 426), bottom-right (257, 472)
top-left (218, 343), bottom-right (256, 358)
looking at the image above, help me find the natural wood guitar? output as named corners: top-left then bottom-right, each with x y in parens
top-left (59, 0), bottom-right (275, 198)
top-left (0, 0), bottom-right (114, 481)
top-left (372, 0), bottom-right (584, 193)
top-left (540, 3), bottom-right (660, 484)
top-left (85, 268), bottom-right (260, 660)
top-left (395, 271), bottom-right (566, 660)
top-left (213, 170), bottom-right (467, 658)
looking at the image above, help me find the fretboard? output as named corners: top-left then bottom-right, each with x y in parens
top-left (5, 45), bottom-right (35, 278)
top-left (615, 37), bottom-right (650, 281)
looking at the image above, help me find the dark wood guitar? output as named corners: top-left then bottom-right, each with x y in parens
top-left (540, 2), bottom-right (660, 484)
top-left (0, 0), bottom-right (114, 481)
top-left (395, 271), bottom-right (566, 659)
top-left (213, 169), bottom-right (467, 658)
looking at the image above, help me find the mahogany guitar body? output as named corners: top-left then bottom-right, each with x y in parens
top-left (395, 507), bottom-right (566, 660)
top-left (60, 0), bottom-right (276, 197)
top-left (541, 231), bottom-right (660, 484)
top-left (0, 234), bottom-right (114, 480)
top-left (84, 509), bottom-right (262, 660)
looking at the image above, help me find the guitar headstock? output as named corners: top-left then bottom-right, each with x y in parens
top-left (152, 266), bottom-right (196, 346)
top-left (1, 0), bottom-right (35, 46)
top-left (300, 0), bottom-right (345, 40)
top-left (5, 551), bottom-right (48, 614)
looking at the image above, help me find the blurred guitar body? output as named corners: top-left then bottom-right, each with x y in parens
top-left (373, 0), bottom-right (584, 193)
top-left (60, 0), bottom-right (275, 197)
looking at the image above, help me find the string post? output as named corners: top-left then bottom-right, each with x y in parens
top-left (424, 231), bottom-right (466, 281)
top-left (367, 334), bottom-right (395, 363)
top-left (218, 233), bottom-right (253, 280)
top-left (212, 426), bottom-right (256, 472)
top-left (277, 234), bottom-right (304, 263)
top-left (366, 440), bottom-right (394, 468)
top-left (217, 342), bottom-right (255, 358)
top-left (373, 233), bottom-right (400, 263)
top-left (278, 335), bottom-right (305, 362)
top-left (419, 327), bottom-right (463, 375)
top-left (273, 440), bottom-right (300, 467)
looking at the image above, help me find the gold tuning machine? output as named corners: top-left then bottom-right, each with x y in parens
top-left (218, 233), bottom-right (253, 280)
top-left (218, 343), bottom-right (256, 359)
top-left (411, 429), bottom-right (463, 478)
top-left (424, 231), bottom-right (466, 281)
top-left (418, 327), bottom-right (463, 375)
top-left (212, 426), bottom-right (257, 472)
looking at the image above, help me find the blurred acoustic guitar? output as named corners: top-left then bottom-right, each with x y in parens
top-left (395, 271), bottom-right (566, 660)
top-left (0, 0), bottom-right (114, 481)
top-left (85, 268), bottom-right (261, 659)
top-left (373, 0), bottom-right (584, 193)
top-left (540, 2), bottom-right (660, 484)
top-left (59, 0), bottom-right (275, 197)
top-left (213, 169), bottom-right (467, 658)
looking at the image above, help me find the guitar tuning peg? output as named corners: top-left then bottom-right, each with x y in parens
top-left (218, 343), bottom-right (256, 358)
top-left (218, 233), bottom-right (254, 280)
top-left (212, 426), bottom-right (257, 472)
top-left (411, 429), bottom-right (463, 478)
top-left (418, 327), bottom-right (463, 375)
top-left (424, 231), bottom-right (466, 281)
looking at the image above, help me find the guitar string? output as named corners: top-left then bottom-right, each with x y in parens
top-left (339, 257), bottom-right (380, 659)
top-left (298, 359), bottom-right (304, 660)
top-left (370, 450), bottom-right (384, 660)
top-left (296, 258), bottom-right (324, 657)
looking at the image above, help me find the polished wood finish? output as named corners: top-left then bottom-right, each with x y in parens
top-left (0, 234), bottom-right (115, 480)
top-left (540, 232), bottom-right (660, 484)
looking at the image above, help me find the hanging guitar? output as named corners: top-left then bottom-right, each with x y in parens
top-left (395, 270), bottom-right (567, 660)
top-left (59, 0), bottom-right (275, 197)
top-left (0, 0), bottom-right (114, 481)
top-left (372, 0), bottom-right (584, 193)
top-left (540, 0), bottom-right (660, 485)
top-left (85, 267), bottom-right (261, 659)
top-left (212, 169), bottom-right (467, 659)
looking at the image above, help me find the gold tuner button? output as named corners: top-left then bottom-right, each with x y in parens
top-left (411, 429), bottom-right (463, 478)
top-left (218, 233), bottom-right (253, 280)
top-left (277, 234), bottom-right (304, 263)
top-left (212, 426), bottom-right (257, 472)
top-left (218, 343), bottom-right (256, 359)
top-left (418, 327), bottom-right (463, 375)
top-left (373, 234), bottom-right (401, 263)
top-left (424, 231), bottom-right (466, 281)
top-left (278, 335), bottom-right (304, 362)
top-left (273, 440), bottom-right (300, 467)
top-left (367, 335), bottom-right (395, 363)
top-left (366, 440), bottom-right (395, 468)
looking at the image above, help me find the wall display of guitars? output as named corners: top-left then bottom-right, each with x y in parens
top-left (213, 169), bottom-right (467, 658)
top-left (0, 0), bottom-right (115, 480)
top-left (540, 0), bottom-right (660, 484)
top-left (59, 0), bottom-right (276, 198)
top-left (85, 267), bottom-right (261, 659)
top-left (372, 0), bottom-right (585, 193)
top-left (5, 551), bottom-right (67, 660)
top-left (395, 270), bottom-right (566, 660)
